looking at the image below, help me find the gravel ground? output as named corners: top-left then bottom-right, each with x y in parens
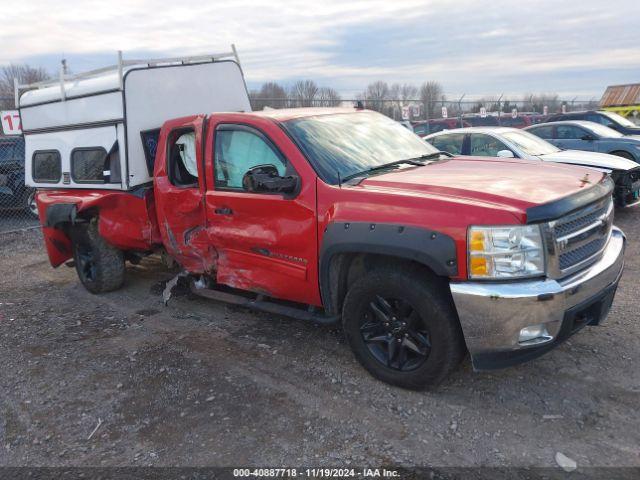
top-left (0, 212), bottom-right (38, 234)
top-left (0, 209), bottom-right (638, 472)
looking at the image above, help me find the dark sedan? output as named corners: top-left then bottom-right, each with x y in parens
top-left (545, 110), bottom-right (640, 135)
top-left (0, 136), bottom-right (37, 218)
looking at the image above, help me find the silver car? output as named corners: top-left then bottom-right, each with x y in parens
top-left (423, 126), bottom-right (640, 208)
top-left (525, 120), bottom-right (640, 162)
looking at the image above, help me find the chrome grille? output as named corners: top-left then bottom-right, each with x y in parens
top-left (558, 237), bottom-right (607, 270)
top-left (546, 196), bottom-right (614, 278)
top-left (553, 201), bottom-right (610, 239)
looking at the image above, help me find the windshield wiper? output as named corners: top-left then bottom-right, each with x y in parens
top-left (342, 151), bottom-right (450, 183)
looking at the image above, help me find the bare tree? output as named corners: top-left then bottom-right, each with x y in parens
top-left (249, 81), bottom-right (288, 110)
top-left (290, 80), bottom-right (319, 107)
top-left (0, 64), bottom-right (50, 108)
top-left (317, 87), bottom-right (341, 107)
top-left (419, 81), bottom-right (443, 119)
top-left (389, 83), bottom-right (418, 119)
top-left (362, 81), bottom-right (390, 113)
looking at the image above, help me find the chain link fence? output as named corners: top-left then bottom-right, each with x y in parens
top-left (0, 135), bottom-right (39, 233)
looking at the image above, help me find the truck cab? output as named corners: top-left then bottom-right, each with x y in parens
top-left (22, 57), bottom-right (626, 390)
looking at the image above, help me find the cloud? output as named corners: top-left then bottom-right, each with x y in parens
top-left (2, 0), bottom-right (639, 97)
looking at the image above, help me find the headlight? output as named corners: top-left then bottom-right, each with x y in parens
top-left (468, 225), bottom-right (545, 279)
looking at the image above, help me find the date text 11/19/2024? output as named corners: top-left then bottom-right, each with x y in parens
top-left (233, 468), bottom-right (400, 477)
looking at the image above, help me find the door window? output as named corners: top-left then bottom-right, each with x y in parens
top-left (556, 125), bottom-right (585, 139)
top-left (590, 114), bottom-right (615, 128)
top-left (215, 127), bottom-right (286, 190)
top-left (429, 133), bottom-right (465, 155)
top-left (168, 129), bottom-right (198, 187)
top-left (469, 134), bottom-right (509, 156)
top-left (529, 125), bottom-right (554, 139)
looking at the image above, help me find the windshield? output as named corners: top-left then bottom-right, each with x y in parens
top-left (601, 111), bottom-right (637, 128)
top-left (284, 111), bottom-right (439, 184)
top-left (584, 122), bottom-right (624, 138)
top-left (501, 130), bottom-right (560, 156)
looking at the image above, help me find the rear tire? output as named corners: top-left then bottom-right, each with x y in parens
top-left (610, 150), bottom-right (636, 161)
top-left (342, 266), bottom-right (466, 390)
top-left (71, 220), bottom-right (125, 294)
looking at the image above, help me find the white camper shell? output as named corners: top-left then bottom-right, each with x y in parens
top-left (18, 47), bottom-right (251, 190)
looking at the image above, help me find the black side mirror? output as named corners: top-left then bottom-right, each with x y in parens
top-left (581, 134), bottom-right (595, 141)
top-left (242, 164), bottom-right (298, 194)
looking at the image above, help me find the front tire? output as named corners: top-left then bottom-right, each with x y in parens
top-left (71, 220), bottom-right (125, 294)
top-left (342, 266), bottom-right (465, 390)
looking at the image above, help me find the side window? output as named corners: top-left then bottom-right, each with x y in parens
top-left (469, 134), bottom-right (508, 156)
top-left (33, 150), bottom-right (61, 183)
top-left (141, 129), bottom-right (161, 175)
top-left (595, 114), bottom-right (615, 128)
top-left (412, 124), bottom-right (428, 136)
top-left (430, 133), bottom-right (465, 155)
top-left (530, 125), bottom-right (554, 139)
top-left (215, 128), bottom-right (286, 190)
top-left (556, 125), bottom-right (584, 139)
top-left (71, 147), bottom-right (108, 183)
top-left (168, 129), bottom-right (198, 187)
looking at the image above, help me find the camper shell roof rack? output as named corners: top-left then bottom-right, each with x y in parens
top-left (15, 45), bottom-right (241, 106)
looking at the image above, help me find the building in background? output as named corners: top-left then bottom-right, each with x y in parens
top-left (600, 83), bottom-right (640, 123)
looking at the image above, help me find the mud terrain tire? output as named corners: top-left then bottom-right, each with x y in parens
top-left (72, 220), bottom-right (125, 294)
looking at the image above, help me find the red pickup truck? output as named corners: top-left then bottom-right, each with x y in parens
top-left (33, 107), bottom-right (626, 389)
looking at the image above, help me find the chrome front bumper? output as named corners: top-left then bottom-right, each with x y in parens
top-left (450, 227), bottom-right (625, 370)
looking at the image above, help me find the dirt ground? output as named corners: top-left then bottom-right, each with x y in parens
top-left (0, 209), bottom-right (638, 472)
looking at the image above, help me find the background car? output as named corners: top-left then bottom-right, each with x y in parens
top-left (498, 116), bottom-right (531, 128)
top-left (411, 118), bottom-right (470, 135)
top-left (424, 126), bottom-right (640, 207)
top-left (545, 110), bottom-right (640, 135)
top-left (0, 136), bottom-right (37, 218)
top-left (525, 120), bottom-right (640, 162)
top-left (462, 115), bottom-right (500, 127)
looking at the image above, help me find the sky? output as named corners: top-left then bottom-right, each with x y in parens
top-left (2, 0), bottom-right (639, 100)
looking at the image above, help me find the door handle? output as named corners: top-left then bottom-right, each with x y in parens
top-left (214, 207), bottom-right (233, 215)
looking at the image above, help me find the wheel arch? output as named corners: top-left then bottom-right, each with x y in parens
top-left (319, 222), bottom-right (458, 315)
top-left (608, 149), bottom-right (636, 161)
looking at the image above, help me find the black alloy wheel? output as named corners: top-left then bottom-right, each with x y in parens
top-left (360, 295), bottom-right (431, 371)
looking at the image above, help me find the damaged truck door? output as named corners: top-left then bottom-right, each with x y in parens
top-left (154, 115), bottom-right (212, 273)
top-left (202, 115), bottom-right (321, 306)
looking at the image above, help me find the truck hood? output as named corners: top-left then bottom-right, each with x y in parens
top-left (538, 149), bottom-right (638, 172)
top-left (357, 157), bottom-right (604, 213)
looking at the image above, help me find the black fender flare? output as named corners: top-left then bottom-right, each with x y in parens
top-left (44, 203), bottom-right (78, 228)
top-left (319, 222), bottom-right (458, 314)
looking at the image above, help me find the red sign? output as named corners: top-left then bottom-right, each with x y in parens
top-left (1, 110), bottom-right (22, 135)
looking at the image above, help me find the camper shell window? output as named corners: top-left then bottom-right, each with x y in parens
top-left (71, 147), bottom-right (108, 183)
top-left (70, 144), bottom-right (121, 184)
top-left (32, 150), bottom-right (62, 183)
